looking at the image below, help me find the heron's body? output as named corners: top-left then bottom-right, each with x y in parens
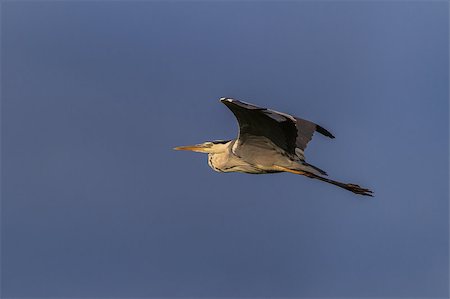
top-left (206, 137), bottom-right (322, 175)
top-left (175, 98), bottom-right (373, 196)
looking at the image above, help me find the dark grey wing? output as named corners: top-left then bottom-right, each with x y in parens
top-left (220, 98), bottom-right (334, 154)
top-left (221, 98), bottom-right (297, 153)
top-left (294, 118), bottom-right (335, 150)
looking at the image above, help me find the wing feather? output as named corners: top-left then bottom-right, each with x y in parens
top-left (220, 98), bottom-right (334, 154)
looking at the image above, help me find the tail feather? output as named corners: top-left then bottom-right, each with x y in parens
top-left (301, 162), bottom-right (328, 176)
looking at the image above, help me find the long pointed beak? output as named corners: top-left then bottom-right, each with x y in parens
top-left (173, 145), bottom-right (207, 152)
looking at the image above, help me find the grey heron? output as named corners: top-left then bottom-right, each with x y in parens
top-left (175, 98), bottom-right (373, 196)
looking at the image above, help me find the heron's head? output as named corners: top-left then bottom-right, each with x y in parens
top-left (174, 140), bottom-right (231, 154)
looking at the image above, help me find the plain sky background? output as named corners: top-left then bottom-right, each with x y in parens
top-left (1, 1), bottom-right (448, 298)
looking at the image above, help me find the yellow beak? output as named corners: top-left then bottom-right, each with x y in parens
top-left (173, 145), bottom-right (208, 153)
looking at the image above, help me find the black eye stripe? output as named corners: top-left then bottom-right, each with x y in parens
top-left (212, 140), bottom-right (231, 144)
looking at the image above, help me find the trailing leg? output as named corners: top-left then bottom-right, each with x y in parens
top-left (310, 174), bottom-right (373, 196)
top-left (273, 165), bottom-right (373, 196)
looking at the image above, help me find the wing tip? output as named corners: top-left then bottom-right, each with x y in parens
top-left (220, 97), bottom-right (234, 103)
top-left (220, 97), bottom-right (264, 110)
top-left (316, 125), bottom-right (335, 139)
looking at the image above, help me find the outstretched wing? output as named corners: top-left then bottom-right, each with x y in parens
top-left (220, 98), bottom-right (334, 155)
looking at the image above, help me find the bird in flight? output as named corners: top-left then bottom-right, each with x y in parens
top-left (175, 98), bottom-right (373, 196)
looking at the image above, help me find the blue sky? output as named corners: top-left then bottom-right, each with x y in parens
top-left (2, 1), bottom-right (448, 298)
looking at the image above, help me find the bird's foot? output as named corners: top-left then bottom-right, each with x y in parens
top-left (345, 184), bottom-right (374, 197)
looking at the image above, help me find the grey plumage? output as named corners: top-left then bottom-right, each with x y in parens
top-left (175, 98), bottom-right (373, 196)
